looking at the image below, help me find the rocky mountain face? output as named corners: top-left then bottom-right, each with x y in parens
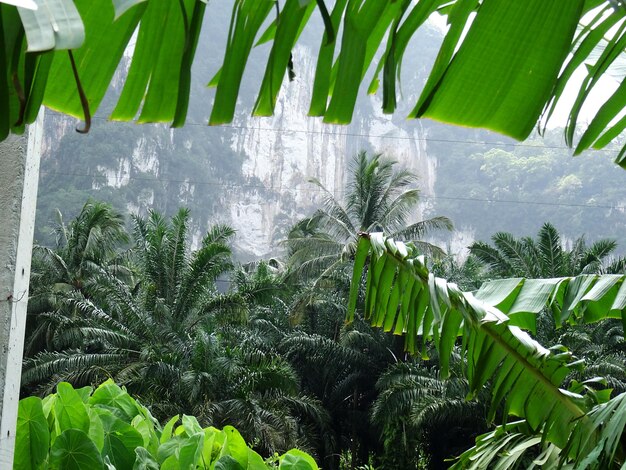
top-left (36, 6), bottom-right (445, 259)
top-left (224, 43), bottom-right (438, 257)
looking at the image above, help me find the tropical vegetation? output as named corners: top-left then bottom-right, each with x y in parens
top-left (16, 152), bottom-right (626, 469)
top-left (347, 232), bottom-right (626, 468)
top-left (469, 222), bottom-right (621, 278)
top-left (15, 379), bottom-right (319, 469)
top-left (287, 150), bottom-right (452, 281)
top-left (4, 0), bottom-right (626, 165)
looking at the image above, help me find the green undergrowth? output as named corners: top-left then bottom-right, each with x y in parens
top-left (15, 379), bottom-right (319, 470)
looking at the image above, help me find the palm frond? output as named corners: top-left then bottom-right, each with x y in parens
top-left (537, 222), bottom-right (564, 277)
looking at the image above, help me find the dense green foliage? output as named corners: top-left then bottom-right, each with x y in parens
top-left (287, 151), bottom-right (452, 281)
top-left (348, 233), bottom-right (626, 468)
top-left (15, 380), bottom-right (319, 469)
top-left (469, 222), bottom-right (622, 278)
top-left (22, 153), bottom-right (626, 469)
top-left (6, 1), bottom-right (626, 164)
top-left (431, 131), bottom-right (626, 244)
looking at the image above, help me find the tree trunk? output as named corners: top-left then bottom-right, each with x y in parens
top-left (0, 116), bottom-right (43, 468)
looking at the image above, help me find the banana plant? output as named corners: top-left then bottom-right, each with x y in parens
top-left (4, 0), bottom-right (626, 164)
top-left (347, 232), bottom-right (626, 468)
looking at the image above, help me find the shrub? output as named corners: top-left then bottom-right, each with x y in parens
top-left (15, 379), bottom-right (318, 469)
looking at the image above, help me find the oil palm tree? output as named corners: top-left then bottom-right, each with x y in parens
top-left (287, 151), bottom-right (452, 281)
top-left (469, 222), bottom-right (618, 278)
top-left (25, 201), bottom-right (131, 357)
top-left (371, 359), bottom-right (488, 470)
top-left (22, 208), bottom-right (235, 393)
top-left (23, 208), bottom-right (329, 455)
top-left (30, 200), bottom-right (130, 294)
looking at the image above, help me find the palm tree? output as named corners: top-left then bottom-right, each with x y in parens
top-left (371, 359), bottom-right (488, 470)
top-left (23, 208), bottom-right (329, 456)
top-left (25, 201), bottom-right (131, 357)
top-left (469, 222), bottom-right (618, 278)
top-left (288, 151), bottom-right (452, 281)
top-left (23, 208), bottom-right (235, 391)
top-left (31, 200), bottom-right (130, 293)
top-left (431, 253), bottom-right (485, 291)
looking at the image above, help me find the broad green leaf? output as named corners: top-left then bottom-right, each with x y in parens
top-left (87, 407), bottom-right (105, 452)
top-left (540, 5), bottom-right (620, 133)
top-left (506, 278), bottom-right (564, 332)
top-left (158, 432), bottom-right (203, 469)
top-left (172, 0), bottom-right (206, 127)
top-left (50, 429), bottom-right (104, 470)
top-left (279, 449), bottom-right (319, 470)
top-left (564, 23), bottom-right (626, 148)
top-left (44, 0), bottom-right (144, 119)
top-left (561, 392), bottom-right (626, 468)
top-left (112, 0), bottom-right (147, 19)
top-left (17, 0), bottom-right (84, 51)
top-left (54, 382), bottom-right (90, 433)
top-left (160, 415), bottom-right (179, 444)
top-left (377, 0), bottom-right (446, 112)
top-left (247, 449), bottom-right (269, 470)
top-left (209, 0), bottom-right (275, 125)
top-left (181, 414), bottom-right (203, 437)
top-left (75, 386), bottom-right (92, 403)
top-left (253, 0), bottom-right (315, 117)
top-left (308, 0), bottom-right (347, 116)
top-left (16, 397), bottom-right (49, 470)
top-left (324, 0), bottom-right (400, 124)
top-left (575, 77), bottom-right (626, 154)
top-left (199, 428), bottom-right (216, 466)
top-left (97, 408), bottom-right (144, 469)
top-left (0, 4), bottom-right (21, 139)
top-left (349, 233), bottom-right (598, 452)
top-left (89, 379), bottom-right (141, 422)
top-left (347, 235), bottom-right (369, 322)
top-left (110, 0), bottom-right (196, 123)
top-left (410, 0), bottom-right (478, 118)
top-left (219, 426), bottom-right (248, 467)
top-left (474, 278), bottom-right (524, 311)
top-left (582, 275), bottom-right (624, 322)
top-left (133, 447), bottom-right (160, 470)
top-left (413, 0), bottom-right (584, 140)
top-left (214, 455), bottom-right (245, 470)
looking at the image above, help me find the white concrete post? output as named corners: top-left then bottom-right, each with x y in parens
top-left (0, 112), bottom-right (43, 469)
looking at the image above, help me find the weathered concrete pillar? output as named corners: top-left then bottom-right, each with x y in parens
top-left (0, 114), bottom-right (42, 469)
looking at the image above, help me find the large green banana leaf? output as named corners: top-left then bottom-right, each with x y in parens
top-left (347, 232), bottom-right (626, 467)
top-left (3, 0), bottom-right (626, 163)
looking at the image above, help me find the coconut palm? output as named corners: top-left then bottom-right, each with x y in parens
top-left (469, 222), bottom-right (618, 278)
top-left (287, 151), bottom-right (452, 281)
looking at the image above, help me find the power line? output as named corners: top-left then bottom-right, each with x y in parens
top-left (39, 170), bottom-right (626, 211)
top-left (421, 194), bottom-right (624, 211)
top-left (52, 113), bottom-right (620, 152)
